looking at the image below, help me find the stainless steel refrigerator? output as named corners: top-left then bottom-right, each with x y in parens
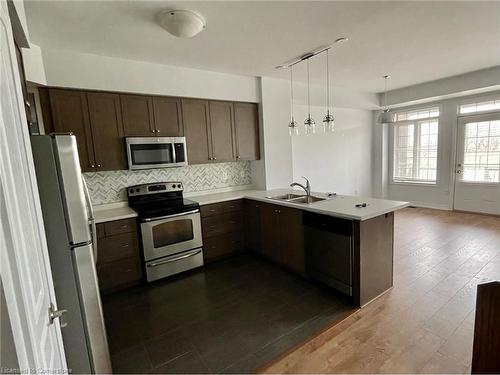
top-left (31, 134), bottom-right (112, 374)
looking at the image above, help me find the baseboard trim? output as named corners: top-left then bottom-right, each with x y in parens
top-left (407, 201), bottom-right (452, 210)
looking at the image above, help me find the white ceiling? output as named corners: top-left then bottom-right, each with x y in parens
top-left (25, 1), bottom-right (500, 93)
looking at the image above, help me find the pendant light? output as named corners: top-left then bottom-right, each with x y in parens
top-left (288, 66), bottom-right (299, 136)
top-left (323, 49), bottom-right (335, 133)
top-left (377, 75), bottom-right (396, 124)
top-left (304, 58), bottom-right (315, 135)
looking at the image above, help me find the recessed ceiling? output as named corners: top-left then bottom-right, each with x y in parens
top-left (25, 1), bottom-right (500, 93)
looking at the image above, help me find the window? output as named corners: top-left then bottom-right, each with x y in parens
top-left (393, 107), bottom-right (439, 184)
top-left (459, 99), bottom-right (500, 114)
top-left (462, 120), bottom-right (500, 183)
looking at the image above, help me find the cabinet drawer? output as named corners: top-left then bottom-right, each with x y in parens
top-left (104, 218), bottom-right (137, 236)
top-left (204, 232), bottom-right (243, 262)
top-left (96, 223), bottom-right (105, 239)
top-left (202, 212), bottom-right (242, 238)
top-left (97, 258), bottom-right (142, 292)
top-left (200, 200), bottom-right (243, 218)
top-left (97, 232), bottom-right (139, 264)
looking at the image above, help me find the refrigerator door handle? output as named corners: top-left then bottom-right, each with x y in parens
top-left (81, 176), bottom-right (98, 263)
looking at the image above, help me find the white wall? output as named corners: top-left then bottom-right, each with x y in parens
top-left (379, 90), bottom-right (500, 209)
top-left (21, 43), bottom-right (46, 84)
top-left (291, 105), bottom-right (373, 196)
top-left (40, 48), bottom-right (260, 102)
top-left (256, 77), bottom-right (294, 189)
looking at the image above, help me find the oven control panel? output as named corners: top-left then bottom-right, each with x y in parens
top-left (128, 182), bottom-right (183, 196)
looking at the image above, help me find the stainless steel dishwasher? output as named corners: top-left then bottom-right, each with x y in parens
top-left (304, 211), bottom-right (353, 296)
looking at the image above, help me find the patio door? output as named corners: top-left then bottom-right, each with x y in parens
top-left (454, 113), bottom-right (500, 215)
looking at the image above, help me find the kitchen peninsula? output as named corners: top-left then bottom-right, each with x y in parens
top-left (94, 188), bottom-right (408, 307)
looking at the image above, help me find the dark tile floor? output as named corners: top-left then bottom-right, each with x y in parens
top-left (102, 254), bottom-right (353, 374)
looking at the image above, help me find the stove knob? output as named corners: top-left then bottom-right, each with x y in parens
top-left (129, 189), bottom-right (133, 194)
top-left (172, 184), bottom-right (176, 189)
top-left (177, 184), bottom-right (182, 188)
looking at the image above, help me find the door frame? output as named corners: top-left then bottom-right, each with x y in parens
top-left (452, 111), bottom-right (500, 212)
top-left (0, 1), bottom-right (67, 370)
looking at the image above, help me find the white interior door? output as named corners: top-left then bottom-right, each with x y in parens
top-left (454, 113), bottom-right (500, 215)
top-left (0, 1), bottom-right (67, 371)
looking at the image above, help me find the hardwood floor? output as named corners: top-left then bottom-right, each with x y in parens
top-left (262, 208), bottom-right (500, 374)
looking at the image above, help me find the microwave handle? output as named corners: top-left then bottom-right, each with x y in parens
top-left (171, 141), bottom-right (177, 164)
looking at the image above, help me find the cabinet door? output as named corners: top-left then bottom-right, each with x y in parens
top-left (234, 103), bottom-right (260, 160)
top-left (181, 99), bottom-right (212, 164)
top-left (259, 203), bottom-right (280, 263)
top-left (279, 206), bottom-right (305, 274)
top-left (209, 101), bottom-right (235, 162)
top-left (120, 94), bottom-right (155, 136)
top-left (49, 89), bottom-right (96, 172)
top-left (244, 200), bottom-right (262, 253)
top-left (87, 92), bottom-right (126, 171)
top-left (152, 96), bottom-right (183, 136)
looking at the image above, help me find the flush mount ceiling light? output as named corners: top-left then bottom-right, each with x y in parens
top-left (158, 10), bottom-right (206, 38)
top-left (377, 75), bottom-right (396, 124)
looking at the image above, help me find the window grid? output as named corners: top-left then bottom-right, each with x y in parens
top-left (459, 99), bottom-right (500, 115)
top-left (462, 120), bottom-right (500, 183)
top-left (393, 120), bottom-right (439, 184)
top-left (396, 107), bottom-right (440, 122)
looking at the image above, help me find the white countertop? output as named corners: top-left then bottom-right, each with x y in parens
top-left (94, 204), bottom-right (137, 224)
top-left (92, 189), bottom-right (409, 223)
top-left (189, 189), bottom-right (410, 221)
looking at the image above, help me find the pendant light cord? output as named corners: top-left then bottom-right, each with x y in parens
top-left (326, 49), bottom-right (330, 114)
top-left (307, 59), bottom-right (311, 118)
top-left (384, 76), bottom-right (388, 110)
top-left (290, 66), bottom-right (294, 121)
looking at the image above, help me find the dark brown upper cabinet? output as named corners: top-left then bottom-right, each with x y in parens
top-left (208, 101), bottom-right (236, 162)
top-left (181, 99), bottom-right (212, 164)
top-left (49, 89), bottom-right (96, 172)
top-left (120, 94), bottom-right (155, 136)
top-left (152, 96), bottom-right (184, 136)
top-left (41, 87), bottom-right (260, 170)
top-left (234, 103), bottom-right (260, 161)
top-left (87, 92), bottom-right (126, 171)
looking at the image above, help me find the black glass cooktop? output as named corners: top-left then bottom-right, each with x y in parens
top-left (129, 198), bottom-right (199, 220)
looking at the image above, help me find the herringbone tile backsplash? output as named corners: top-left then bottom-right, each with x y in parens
top-left (84, 161), bottom-right (252, 205)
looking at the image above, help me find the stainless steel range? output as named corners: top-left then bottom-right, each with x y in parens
top-left (128, 182), bottom-right (203, 282)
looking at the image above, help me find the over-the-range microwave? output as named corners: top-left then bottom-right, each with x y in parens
top-left (126, 137), bottom-right (188, 170)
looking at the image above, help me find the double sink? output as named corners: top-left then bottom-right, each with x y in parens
top-left (266, 193), bottom-right (326, 205)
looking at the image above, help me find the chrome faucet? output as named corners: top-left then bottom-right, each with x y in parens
top-left (290, 177), bottom-right (311, 197)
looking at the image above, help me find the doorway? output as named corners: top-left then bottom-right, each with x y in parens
top-left (454, 112), bottom-right (500, 215)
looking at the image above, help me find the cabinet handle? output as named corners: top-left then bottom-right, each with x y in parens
top-left (213, 157), bottom-right (217, 161)
top-left (156, 129), bottom-right (160, 133)
top-left (90, 164), bottom-right (95, 168)
top-left (121, 244), bottom-right (130, 248)
top-left (236, 155), bottom-right (240, 159)
top-left (96, 164), bottom-right (101, 168)
top-left (151, 130), bottom-right (155, 134)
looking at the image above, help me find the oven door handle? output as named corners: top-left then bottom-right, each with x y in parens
top-left (147, 249), bottom-right (202, 267)
top-left (142, 209), bottom-right (200, 222)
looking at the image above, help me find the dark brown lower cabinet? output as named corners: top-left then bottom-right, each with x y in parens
top-left (96, 218), bottom-right (143, 293)
top-left (244, 200), bottom-right (262, 253)
top-left (258, 202), bottom-right (305, 275)
top-left (201, 200), bottom-right (244, 263)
